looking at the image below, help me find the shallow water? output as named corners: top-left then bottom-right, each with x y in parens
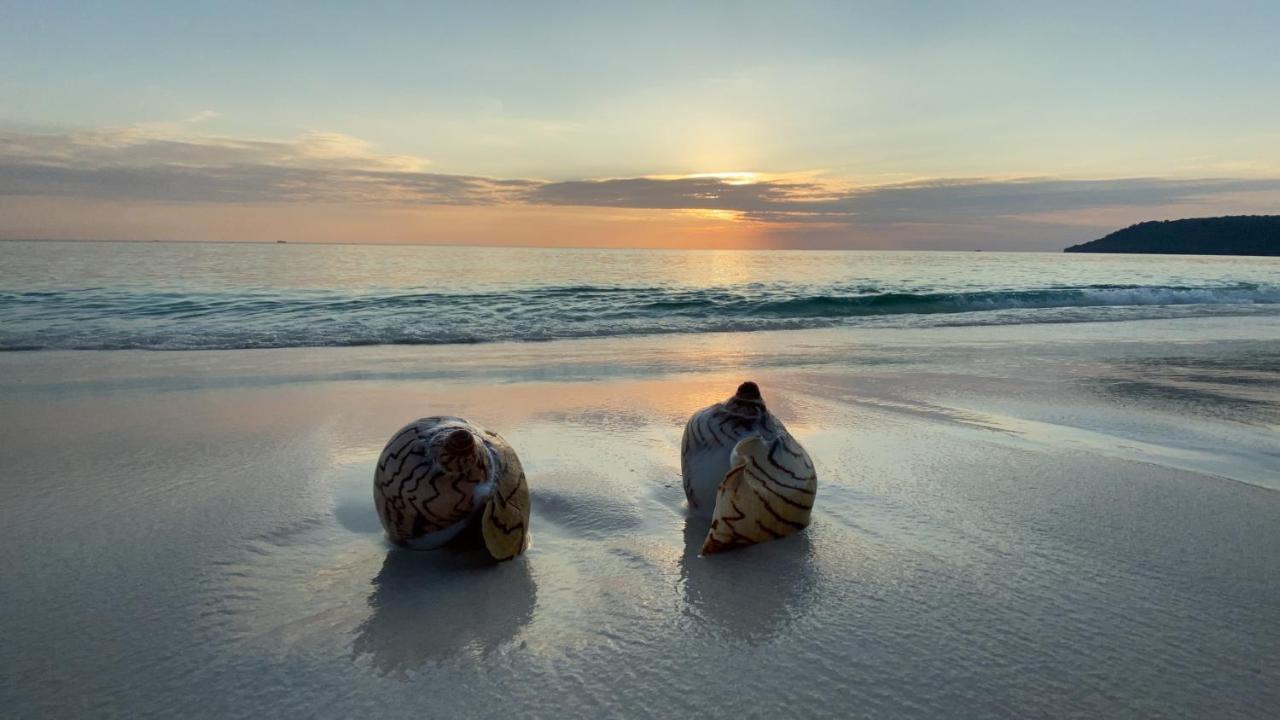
top-left (2, 318), bottom-right (1278, 718)
top-left (3, 241), bottom-right (1279, 349)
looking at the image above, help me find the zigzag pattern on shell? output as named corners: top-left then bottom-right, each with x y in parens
top-left (681, 382), bottom-right (818, 554)
top-left (373, 416), bottom-right (529, 561)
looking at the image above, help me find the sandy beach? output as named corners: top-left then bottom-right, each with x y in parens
top-left (3, 317), bottom-right (1278, 718)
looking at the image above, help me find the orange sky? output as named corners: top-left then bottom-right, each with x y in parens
top-left (3, 3), bottom-right (1279, 250)
top-left (0, 196), bottom-right (780, 249)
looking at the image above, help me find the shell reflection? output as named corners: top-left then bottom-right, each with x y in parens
top-left (351, 548), bottom-right (536, 676)
top-left (679, 516), bottom-right (817, 642)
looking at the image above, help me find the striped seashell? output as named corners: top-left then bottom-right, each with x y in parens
top-left (681, 381), bottom-right (779, 518)
top-left (373, 416), bottom-right (530, 561)
top-left (681, 382), bottom-right (817, 554)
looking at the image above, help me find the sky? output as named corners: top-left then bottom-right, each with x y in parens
top-left (1, 0), bottom-right (1277, 250)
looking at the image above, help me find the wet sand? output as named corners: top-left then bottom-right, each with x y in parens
top-left (2, 318), bottom-right (1278, 718)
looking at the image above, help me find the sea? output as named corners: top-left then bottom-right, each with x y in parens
top-left (2, 240), bottom-right (1279, 351)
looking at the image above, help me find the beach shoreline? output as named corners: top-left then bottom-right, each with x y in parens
top-left (3, 318), bottom-right (1278, 717)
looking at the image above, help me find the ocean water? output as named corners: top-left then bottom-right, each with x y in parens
top-left (2, 240), bottom-right (1279, 350)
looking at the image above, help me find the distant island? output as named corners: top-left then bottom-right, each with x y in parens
top-left (1064, 215), bottom-right (1279, 256)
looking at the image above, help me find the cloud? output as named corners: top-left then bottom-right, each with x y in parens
top-left (0, 125), bottom-right (426, 171)
top-left (183, 110), bottom-right (221, 124)
top-left (0, 127), bottom-right (530, 204)
top-left (530, 175), bottom-right (1280, 226)
top-left (527, 176), bottom-right (839, 213)
top-left (1, 124), bottom-right (1277, 249)
top-left (825, 177), bottom-right (1280, 224)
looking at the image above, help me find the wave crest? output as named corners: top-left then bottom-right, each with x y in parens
top-left (2, 282), bottom-right (1277, 350)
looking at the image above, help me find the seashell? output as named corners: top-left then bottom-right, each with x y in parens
top-left (681, 381), bottom-right (776, 518)
top-left (681, 382), bottom-right (817, 554)
top-left (373, 416), bottom-right (529, 561)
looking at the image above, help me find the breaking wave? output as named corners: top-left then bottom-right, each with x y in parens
top-left (2, 282), bottom-right (1278, 350)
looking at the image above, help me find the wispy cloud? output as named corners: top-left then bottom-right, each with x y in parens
top-left (0, 127), bottom-right (529, 204)
top-left (531, 175), bottom-right (1280, 225)
top-left (2, 125), bottom-right (1277, 245)
top-left (183, 110), bottom-right (220, 124)
top-left (0, 125), bottom-right (427, 172)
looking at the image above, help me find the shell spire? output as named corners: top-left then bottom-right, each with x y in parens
top-left (735, 381), bottom-right (762, 401)
top-left (681, 382), bottom-right (817, 554)
top-left (373, 416), bottom-right (530, 561)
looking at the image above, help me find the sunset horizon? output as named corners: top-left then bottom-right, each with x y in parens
top-left (5, 4), bottom-right (1279, 718)
top-left (3, 2), bottom-right (1277, 250)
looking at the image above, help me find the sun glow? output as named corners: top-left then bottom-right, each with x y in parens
top-left (685, 172), bottom-right (761, 185)
top-left (679, 208), bottom-right (743, 222)
top-left (648, 171), bottom-right (764, 185)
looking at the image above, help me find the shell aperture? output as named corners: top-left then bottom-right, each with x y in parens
top-left (373, 416), bottom-right (529, 561)
top-left (681, 382), bottom-right (817, 553)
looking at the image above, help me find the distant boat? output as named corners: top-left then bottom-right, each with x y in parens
top-left (276, 240), bottom-right (288, 244)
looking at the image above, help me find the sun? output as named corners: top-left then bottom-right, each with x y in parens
top-left (647, 171), bottom-right (764, 186)
top-left (683, 172), bottom-right (762, 185)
